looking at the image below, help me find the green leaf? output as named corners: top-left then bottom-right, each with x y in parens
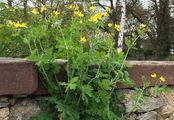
top-left (98, 79), bottom-right (112, 91)
top-left (122, 78), bottom-right (134, 87)
top-left (81, 85), bottom-right (93, 103)
top-left (98, 90), bottom-right (110, 103)
top-left (60, 77), bottom-right (79, 92)
top-left (27, 48), bottom-right (54, 66)
top-left (124, 37), bottom-right (132, 48)
top-left (49, 97), bottom-right (79, 120)
top-left (151, 86), bottom-right (170, 97)
top-left (137, 29), bottom-right (145, 37)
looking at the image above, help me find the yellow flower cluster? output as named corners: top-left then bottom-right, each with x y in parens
top-left (89, 5), bottom-right (96, 12)
top-left (107, 23), bottom-right (120, 32)
top-left (31, 8), bottom-right (39, 14)
top-left (68, 4), bottom-right (79, 10)
top-left (150, 73), bottom-right (166, 82)
top-left (31, 4), bottom-right (47, 15)
top-left (68, 4), bottom-right (84, 17)
top-left (7, 20), bottom-right (27, 29)
top-left (88, 6), bottom-right (110, 23)
top-left (89, 12), bottom-right (102, 22)
top-left (114, 24), bottom-right (120, 32)
top-left (53, 11), bottom-right (60, 16)
top-left (74, 10), bottom-right (84, 17)
top-left (31, 5), bottom-right (60, 17)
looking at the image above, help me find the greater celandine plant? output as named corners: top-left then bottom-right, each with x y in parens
top-left (3, 2), bottom-right (148, 120)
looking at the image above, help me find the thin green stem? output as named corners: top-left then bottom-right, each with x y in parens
top-left (27, 41), bottom-right (32, 54)
top-left (110, 36), bottom-right (140, 96)
top-left (87, 65), bottom-right (101, 85)
top-left (38, 39), bottom-right (44, 52)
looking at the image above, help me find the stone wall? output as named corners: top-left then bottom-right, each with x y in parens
top-left (1, 91), bottom-right (174, 120)
top-left (0, 96), bottom-right (42, 120)
top-left (123, 88), bottom-right (174, 120)
top-left (0, 58), bottom-right (174, 120)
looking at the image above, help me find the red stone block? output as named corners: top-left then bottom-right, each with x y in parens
top-left (35, 60), bottom-right (174, 94)
top-left (117, 61), bottom-right (174, 88)
top-left (0, 58), bottom-right (38, 95)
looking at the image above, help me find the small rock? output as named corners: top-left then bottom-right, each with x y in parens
top-left (0, 102), bottom-right (9, 108)
top-left (0, 107), bottom-right (10, 120)
top-left (167, 113), bottom-right (174, 120)
top-left (35, 96), bottom-right (48, 101)
top-left (126, 113), bottom-right (137, 120)
top-left (137, 111), bottom-right (157, 120)
top-left (9, 99), bottom-right (41, 120)
top-left (160, 91), bottom-right (174, 118)
top-left (8, 98), bottom-right (16, 106)
top-left (125, 97), bottom-right (165, 113)
top-left (0, 97), bottom-right (8, 102)
top-left (0, 97), bottom-right (9, 108)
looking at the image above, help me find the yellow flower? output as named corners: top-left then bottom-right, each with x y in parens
top-left (68, 4), bottom-right (73, 9)
top-left (13, 22), bottom-right (28, 29)
top-left (20, 22), bottom-right (28, 28)
top-left (89, 16), bottom-right (97, 22)
top-left (74, 10), bottom-right (84, 17)
top-left (108, 23), bottom-right (112, 27)
top-left (140, 24), bottom-right (146, 29)
top-left (89, 12), bottom-right (102, 22)
top-left (114, 24), bottom-right (120, 32)
top-left (31, 8), bottom-right (39, 14)
top-left (80, 37), bottom-right (86, 43)
top-left (151, 73), bottom-right (157, 78)
top-left (13, 21), bottom-right (21, 29)
top-left (80, 20), bottom-right (83, 24)
top-left (89, 5), bottom-right (95, 12)
top-left (160, 76), bottom-right (166, 82)
top-left (103, 12), bottom-right (108, 17)
top-left (78, 12), bottom-right (84, 17)
top-left (7, 20), bottom-right (14, 26)
top-left (53, 11), bottom-right (60, 16)
top-left (74, 5), bottom-right (79, 10)
top-left (41, 4), bottom-right (47, 12)
top-left (95, 12), bottom-right (102, 20)
top-left (105, 7), bottom-right (110, 12)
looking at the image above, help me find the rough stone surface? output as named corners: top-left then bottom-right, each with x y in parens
top-left (125, 97), bottom-right (165, 113)
top-left (124, 90), bottom-right (174, 119)
top-left (159, 91), bottom-right (174, 119)
top-left (168, 113), bottom-right (174, 120)
top-left (137, 111), bottom-right (157, 120)
top-left (126, 114), bottom-right (137, 120)
top-left (0, 102), bottom-right (9, 109)
top-left (8, 98), bottom-right (16, 106)
top-left (0, 58), bottom-right (38, 95)
top-left (0, 97), bottom-right (9, 108)
top-left (9, 99), bottom-right (41, 120)
top-left (0, 97), bottom-right (8, 102)
top-left (0, 107), bottom-right (9, 120)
